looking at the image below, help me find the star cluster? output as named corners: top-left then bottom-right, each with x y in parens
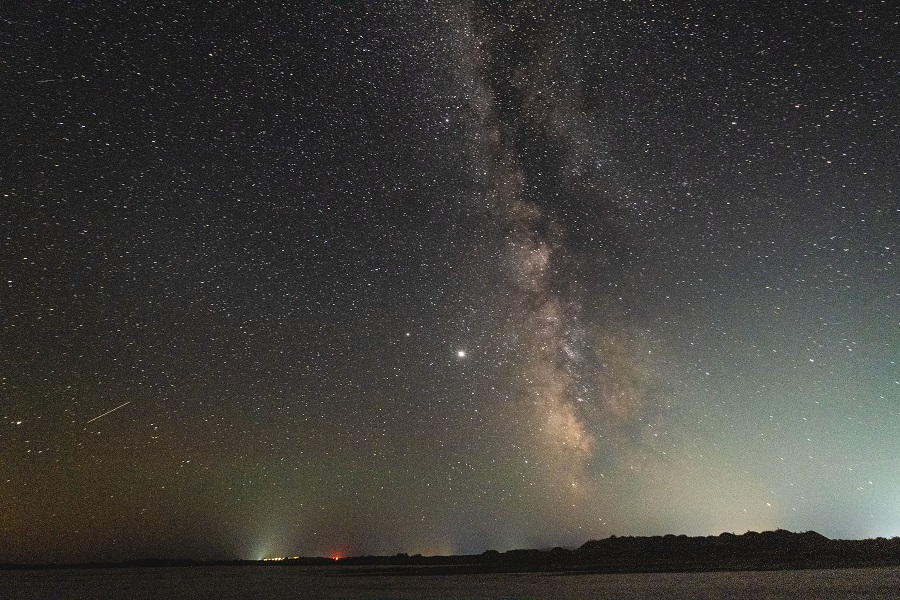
top-left (1, 2), bottom-right (898, 563)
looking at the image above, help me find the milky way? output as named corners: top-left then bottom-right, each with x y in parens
top-left (438, 1), bottom-right (671, 515)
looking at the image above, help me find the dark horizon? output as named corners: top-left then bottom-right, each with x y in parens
top-left (5, 529), bottom-right (900, 572)
top-left (3, 1), bottom-right (898, 565)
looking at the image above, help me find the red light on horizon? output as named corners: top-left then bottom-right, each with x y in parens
top-left (332, 555), bottom-right (340, 561)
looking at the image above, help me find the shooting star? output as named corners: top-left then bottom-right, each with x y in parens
top-left (86, 401), bottom-right (131, 424)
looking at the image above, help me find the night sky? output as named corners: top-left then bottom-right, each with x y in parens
top-left (2, 1), bottom-right (898, 563)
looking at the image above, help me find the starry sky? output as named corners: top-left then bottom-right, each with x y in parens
top-left (2, 1), bottom-right (898, 563)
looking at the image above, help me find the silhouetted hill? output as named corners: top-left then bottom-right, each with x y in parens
top-left (573, 529), bottom-right (848, 572)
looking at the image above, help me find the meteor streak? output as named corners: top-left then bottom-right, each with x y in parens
top-left (86, 401), bottom-right (131, 424)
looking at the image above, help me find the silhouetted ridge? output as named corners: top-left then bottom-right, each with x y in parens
top-left (573, 530), bottom-right (892, 572)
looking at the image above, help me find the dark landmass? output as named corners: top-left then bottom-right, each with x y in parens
top-left (4, 530), bottom-right (900, 575)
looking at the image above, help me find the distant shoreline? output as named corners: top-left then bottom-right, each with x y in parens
top-left (4, 530), bottom-right (900, 575)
